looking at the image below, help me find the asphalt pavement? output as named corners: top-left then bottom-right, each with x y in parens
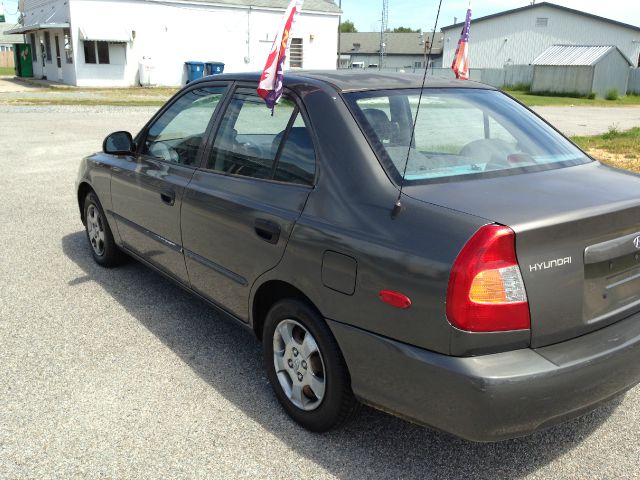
top-left (1, 105), bottom-right (639, 479)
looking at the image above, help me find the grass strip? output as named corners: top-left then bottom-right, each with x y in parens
top-left (572, 127), bottom-right (640, 173)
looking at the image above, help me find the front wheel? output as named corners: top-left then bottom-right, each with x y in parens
top-left (83, 192), bottom-right (124, 268)
top-left (263, 299), bottom-right (359, 432)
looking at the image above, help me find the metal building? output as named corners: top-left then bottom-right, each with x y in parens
top-left (531, 45), bottom-right (632, 98)
top-left (339, 32), bottom-right (444, 70)
top-left (441, 2), bottom-right (640, 69)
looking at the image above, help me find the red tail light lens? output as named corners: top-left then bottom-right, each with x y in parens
top-left (446, 225), bottom-right (530, 332)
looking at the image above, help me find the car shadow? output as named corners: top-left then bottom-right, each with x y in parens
top-left (62, 230), bottom-right (623, 479)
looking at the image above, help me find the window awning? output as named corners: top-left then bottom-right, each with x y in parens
top-left (5, 22), bottom-right (70, 34)
top-left (6, 8), bottom-right (69, 34)
top-left (79, 25), bottom-right (131, 43)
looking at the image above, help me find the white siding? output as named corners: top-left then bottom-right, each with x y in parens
top-left (66, 0), bottom-right (339, 86)
top-left (442, 5), bottom-right (640, 69)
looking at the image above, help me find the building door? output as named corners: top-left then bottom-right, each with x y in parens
top-left (39, 38), bottom-right (46, 79)
top-left (54, 35), bottom-right (62, 81)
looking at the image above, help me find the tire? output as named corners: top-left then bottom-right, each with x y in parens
top-left (83, 191), bottom-right (124, 268)
top-left (263, 299), bottom-right (359, 432)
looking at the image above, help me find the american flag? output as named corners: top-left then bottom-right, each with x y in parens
top-left (451, 7), bottom-right (472, 80)
top-left (257, 0), bottom-right (304, 110)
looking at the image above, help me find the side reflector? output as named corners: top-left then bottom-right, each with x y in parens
top-left (379, 290), bottom-right (412, 309)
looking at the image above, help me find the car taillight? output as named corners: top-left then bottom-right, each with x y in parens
top-left (446, 225), bottom-right (530, 332)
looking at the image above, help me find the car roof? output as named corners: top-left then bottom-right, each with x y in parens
top-left (195, 70), bottom-right (495, 93)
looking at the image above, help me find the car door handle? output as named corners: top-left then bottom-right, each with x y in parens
top-left (160, 189), bottom-right (176, 206)
top-left (254, 219), bottom-right (281, 244)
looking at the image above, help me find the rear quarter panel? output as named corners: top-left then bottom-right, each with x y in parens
top-left (251, 85), bottom-right (499, 355)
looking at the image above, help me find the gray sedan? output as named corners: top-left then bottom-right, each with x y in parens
top-left (76, 71), bottom-right (640, 441)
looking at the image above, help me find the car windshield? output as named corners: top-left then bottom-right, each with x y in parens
top-left (345, 88), bottom-right (591, 184)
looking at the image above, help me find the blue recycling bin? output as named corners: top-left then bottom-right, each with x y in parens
top-left (185, 61), bottom-right (205, 83)
top-left (205, 61), bottom-right (225, 76)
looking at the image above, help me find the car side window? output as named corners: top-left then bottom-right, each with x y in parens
top-left (207, 88), bottom-right (315, 184)
top-left (273, 114), bottom-right (316, 185)
top-left (142, 87), bottom-right (225, 166)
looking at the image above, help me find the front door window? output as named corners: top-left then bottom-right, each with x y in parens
top-left (142, 87), bottom-right (227, 166)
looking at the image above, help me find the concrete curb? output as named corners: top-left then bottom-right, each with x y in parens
top-left (11, 76), bottom-right (75, 89)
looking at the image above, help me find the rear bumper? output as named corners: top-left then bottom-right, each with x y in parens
top-left (328, 312), bottom-right (640, 442)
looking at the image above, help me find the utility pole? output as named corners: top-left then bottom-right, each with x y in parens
top-left (337, 0), bottom-right (342, 69)
top-left (379, 0), bottom-right (388, 70)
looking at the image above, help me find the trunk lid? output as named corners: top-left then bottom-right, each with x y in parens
top-left (406, 162), bottom-right (640, 348)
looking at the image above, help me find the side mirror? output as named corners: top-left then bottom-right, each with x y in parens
top-left (103, 131), bottom-right (134, 155)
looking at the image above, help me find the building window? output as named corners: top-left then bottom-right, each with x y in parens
top-left (29, 33), bottom-right (37, 62)
top-left (83, 41), bottom-right (110, 64)
top-left (44, 31), bottom-right (52, 62)
top-left (290, 38), bottom-right (303, 68)
top-left (414, 61), bottom-right (423, 68)
top-left (83, 41), bottom-right (96, 63)
top-left (64, 29), bottom-right (73, 64)
top-left (536, 17), bottom-right (549, 27)
top-left (97, 42), bottom-right (109, 64)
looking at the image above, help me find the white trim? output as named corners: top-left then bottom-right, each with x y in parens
top-left (135, 0), bottom-right (341, 16)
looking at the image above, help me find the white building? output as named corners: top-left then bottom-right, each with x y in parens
top-left (7, 0), bottom-right (341, 86)
top-left (441, 2), bottom-right (640, 69)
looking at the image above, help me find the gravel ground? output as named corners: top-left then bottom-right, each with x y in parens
top-left (1, 105), bottom-right (639, 479)
top-left (534, 106), bottom-right (640, 136)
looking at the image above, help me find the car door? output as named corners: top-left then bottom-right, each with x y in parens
top-left (181, 86), bottom-right (317, 319)
top-left (110, 85), bottom-right (228, 284)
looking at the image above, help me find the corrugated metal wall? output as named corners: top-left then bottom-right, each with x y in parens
top-left (428, 65), bottom-right (533, 87)
top-left (387, 65), bottom-right (640, 97)
top-left (441, 5), bottom-right (640, 69)
top-left (629, 69), bottom-right (640, 94)
top-left (592, 51), bottom-right (630, 97)
top-left (479, 65), bottom-right (534, 87)
top-left (532, 65), bottom-right (594, 96)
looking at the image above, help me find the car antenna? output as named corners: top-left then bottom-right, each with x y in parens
top-left (392, 0), bottom-right (445, 219)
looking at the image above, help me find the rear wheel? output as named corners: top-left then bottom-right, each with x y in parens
top-left (83, 192), bottom-right (123, 267)
top-left (263, 299), bottom-right (359, 432)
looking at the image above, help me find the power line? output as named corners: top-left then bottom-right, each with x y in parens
top-left (2, 0), bottom-right (20, 16)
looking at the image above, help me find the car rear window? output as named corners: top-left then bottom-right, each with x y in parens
top-left (345, 88), bottom-right (591, 184)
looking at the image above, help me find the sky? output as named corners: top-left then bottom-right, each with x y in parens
top-left (1, 0), bottom-right (639, 29)
top-left (339, 0), bottom-right (640, 32)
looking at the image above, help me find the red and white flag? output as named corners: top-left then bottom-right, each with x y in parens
top-left (451, 7), bottom-right (472, 80)
top-left (257, 0), bottom-right (304, 110)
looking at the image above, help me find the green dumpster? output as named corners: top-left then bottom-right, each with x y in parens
top-left (14, 44), bottom-right (33, 78)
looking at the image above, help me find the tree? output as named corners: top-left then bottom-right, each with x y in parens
top-left (340, 20), bottom-right (358, 33)
top-left (392, 26), bottom-right (421, 33)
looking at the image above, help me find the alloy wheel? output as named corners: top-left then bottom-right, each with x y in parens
top-left (86, 204), bottom-right (106, 256)
top-left (272, 318), bottom-right (326, 411)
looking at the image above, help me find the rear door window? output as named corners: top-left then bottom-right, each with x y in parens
top-left (207, 88), bottom-right (316, 184)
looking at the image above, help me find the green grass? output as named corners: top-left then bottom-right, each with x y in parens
top-left (3, 97), bottom-right (167, 107)
top-left (571, 127), bottom-right (640, 173)
top-left (64, 86), bottom-right (179, 96)
top-left (505, 90), bottom-right (640, 107)
top-left (0, 86), bottom-right (178, 107)
top-left (0, 67), bottom-right (15, 76)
